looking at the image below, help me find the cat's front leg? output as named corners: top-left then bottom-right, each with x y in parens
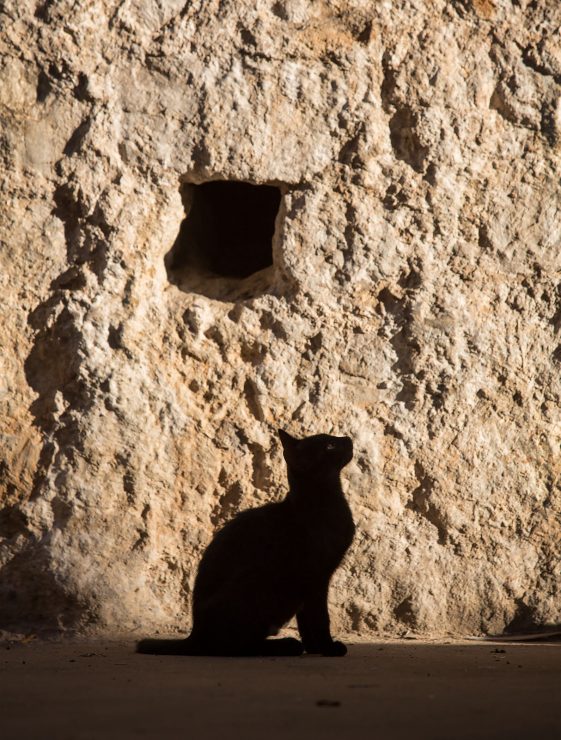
top-left (296, 584), bottom-right (347, 657)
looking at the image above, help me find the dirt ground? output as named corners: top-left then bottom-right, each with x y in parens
top-left (1, 638), bottom-right (559, 740)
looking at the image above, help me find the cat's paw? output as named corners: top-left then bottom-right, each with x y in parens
top-left (281, 637), bottom-right (305, 656)
top-left (321, 640), bottom-right (347, 657)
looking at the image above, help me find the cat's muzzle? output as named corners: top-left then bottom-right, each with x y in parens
top-left (339, 436), bottom-right (353, 466)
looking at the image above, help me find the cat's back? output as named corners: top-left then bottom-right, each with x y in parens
top-left (213, 499), bottom-right (292, 543)
top-left (194, 499), bottom-right (297, 584)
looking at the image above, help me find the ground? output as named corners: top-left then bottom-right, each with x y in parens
top-left (1, 639), bottom-right (560, 739)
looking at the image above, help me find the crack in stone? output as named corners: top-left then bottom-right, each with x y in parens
top-left (406, 462), bottom-right (447, 545)
top-left (377, 269), bottom-right (422, 410)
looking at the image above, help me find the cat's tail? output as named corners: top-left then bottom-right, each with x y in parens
top-left (136, 635), bottom-right (304, 656)
top-left (136, 635), bottom-right (201, 655)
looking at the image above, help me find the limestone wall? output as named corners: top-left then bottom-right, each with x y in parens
top-left (1, 0), bottom-right (560, 636)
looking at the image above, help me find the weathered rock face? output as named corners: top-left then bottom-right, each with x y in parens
top-left (1, 0), bottom-right (560, 637)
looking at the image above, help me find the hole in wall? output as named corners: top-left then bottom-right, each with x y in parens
top-left (388, 107), bottom-right (428, 174)
top-left (166, 180), bottom-right (282, 299)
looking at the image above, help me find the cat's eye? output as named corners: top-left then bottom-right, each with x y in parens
top-left (326, 443), bottom-right (336, 451)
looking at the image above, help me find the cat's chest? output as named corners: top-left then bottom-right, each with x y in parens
top-left (297, 503), bottom-right (354, 571)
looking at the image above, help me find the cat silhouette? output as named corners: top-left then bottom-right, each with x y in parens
top-left (137, 429), bottom-right (355, 657)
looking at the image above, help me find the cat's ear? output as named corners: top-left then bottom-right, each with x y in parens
top-left (278, 429), bottom-right (297, 449)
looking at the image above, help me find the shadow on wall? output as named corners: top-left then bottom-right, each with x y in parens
top-left (500, 599), bottom-right (561, 638)
top-left (165, 180), bottom-right (282, 301)
top-left (0, 546), bottom-right (88, 632)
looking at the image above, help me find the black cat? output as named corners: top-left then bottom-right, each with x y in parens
top-left (137, 430), bottom-right (355, 657)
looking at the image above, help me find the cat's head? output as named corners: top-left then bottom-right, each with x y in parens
top-left (278, 430), bottom-right (353, 476)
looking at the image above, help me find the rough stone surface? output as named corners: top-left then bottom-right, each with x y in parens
top-left (1, 0), bottom-right (560, 637)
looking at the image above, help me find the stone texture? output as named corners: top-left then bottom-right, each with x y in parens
top-left (1, 0), bottom-right (560, 637)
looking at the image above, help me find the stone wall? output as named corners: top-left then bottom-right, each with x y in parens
top-left (1, 0), bottom-right (560, 636)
